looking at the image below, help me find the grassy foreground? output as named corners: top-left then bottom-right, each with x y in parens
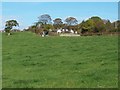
top-left (0, 33), bottom-right (2, 89)
top-left (2, 32), bottom-right (118, 88)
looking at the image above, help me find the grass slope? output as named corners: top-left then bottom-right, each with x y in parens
top-left (2, 32), bottom-right (118, 88)
top-left (0, 33), bottom-right (2, 89)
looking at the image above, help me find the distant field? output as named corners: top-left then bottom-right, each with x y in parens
top-left (2, 32), bottom-right (118, 88)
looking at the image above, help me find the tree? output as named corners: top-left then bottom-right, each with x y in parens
top-left (44, 24), bottom-right (54, 31)
top-left (38, 14), bottom-right (52, 24)
top-left (29, 22), bottom-right (46, 34)
top-left (81, 19), bottom-right (94, 31)
top-left (53, 18), bottom-right (63, 29)
top-left (79, 16), bottom-right (106, 35)
top-left (5, 20), bottom-right (19, 35)
top-left (35, 14), bottom-right (53, 35)
top-left (53, 18), bottom-right (63, 25)
top-left (28, 25), bottom-right (36, 33)
top-left (35, 22), bottom-right (43, 28)
top-left (112, 20), bottom-right (120, 32)
top-left (65, 17), bottom-right (78, 26)
top-left (105, 20), bottom-right (115, 32)
top-left (79, 19), bottom-right (94, 35)
top-left (90, 16), bottom-right (105, 33)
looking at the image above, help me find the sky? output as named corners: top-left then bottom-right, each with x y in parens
top-left (1, 0), bottom-right (119, 2)
top-left (1, 2), bottom-right (118, 30)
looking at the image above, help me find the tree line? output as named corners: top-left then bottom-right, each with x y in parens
top-left (5, 14), bottom-right (120, 36)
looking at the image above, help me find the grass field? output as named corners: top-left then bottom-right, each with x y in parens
top-left (2, 32), bottom-right (118, 88)
top-left (0, 33), bottom-right (2, 89)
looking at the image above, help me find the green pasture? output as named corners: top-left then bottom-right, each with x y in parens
top-left (2, 32), bottom-right (118, 88)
